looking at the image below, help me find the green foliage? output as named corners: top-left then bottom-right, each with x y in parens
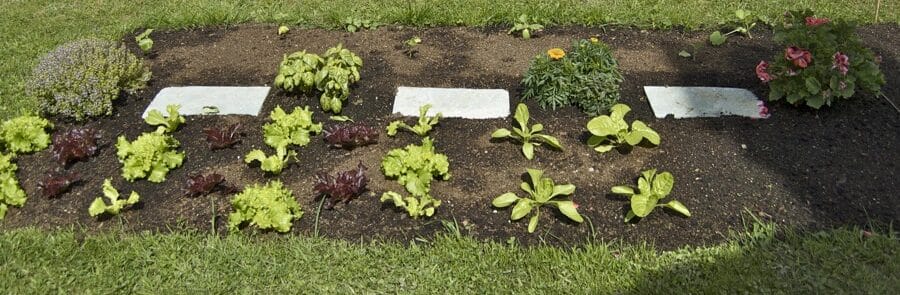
top-left (262, 106), bottom-right (322, 149)
top-left (343, 17), bottom-right (378, 32)
top-left (115, 130), bottom-right (184, 183)
top-left (586, 104), bottom-right (659, 153)
top-left (26, 38), bottom-right (151, 121)
top-left (135, 29), bottom-right (154, 54)
top-left (227, 180), bottom-right (302, 233)
top-left (277, 25), bottom-right (290, 35)
top-left (244, 147), bottom-right (296, 175)
top-left (759, 10), bottom-right (885, 109)
top-left (380, 191), bottom-right (441, 219)
top-left (491, 103), bottom-right (562, 160)
top-left (402, 36), bottom-right (422, 57)
top-left (492, 168), bottom-right (582, 233)
top-left (386, 104), bottom-right (441, 137)
top-left (0, 115), bottom-right (53, 154)
top-left (709, 9), bottom-right (758, 45)
top-left (521, 39), bottom-right (623, 116)
top-left (273, 45), bottom-right (363, 113)
top-left (144, 104), bottom-right (185, 133)
top-left (508, 14), bottom-right (544, 39)
top-left (611, 169), bottom-right (690, 222)
top-left (0, 153), bottom-right (26, 220)
top-left (88, 179), bottom-right (139, 217)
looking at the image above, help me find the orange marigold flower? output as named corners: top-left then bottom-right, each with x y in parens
top-left (547, 48), bottom-right (565, 60)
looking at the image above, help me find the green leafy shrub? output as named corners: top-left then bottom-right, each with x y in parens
top-left (491, 103), bottom-right (562, 160)
top-left (273, 45), bottom-right (363, 113)
top-left (386, 104), bottom-right (441, 137)
top-left (610, 169), bottom-right (690, 222)
top-left (228, 180), bottom-right (302, 233)
top-left (116, 130), bottom-right (184, 182)
top-left (586, 104), bottom-right (659, 153)
top-left (144, 104), bottom-right (185, 133)
top-left (380, 137), bottom-right (450, 218)
top-left (522, 39), bottom-right (623, 116)
top-left (26, 39), bottom-right (151, 121)
top-left (245, 106), bottom-right (320, 174)
top-left (0, 115), bottom-right (53, 154)
top-left (756, 10), bottom-right (885, 109)
top-left (0, 153), bottom-right (26, 220)
top-left (88, 179), bottom-right (140, 217)
top-left (492, 168), bottom-right (582, 233)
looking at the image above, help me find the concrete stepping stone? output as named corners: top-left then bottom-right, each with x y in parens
top-left (142, 86), bottom-right (270, 118)
top-left (644, 86), bottom-right (769, 119)
top-left (392, 87), bottom-right (509, 119)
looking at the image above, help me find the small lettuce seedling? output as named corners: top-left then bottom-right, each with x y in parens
top-left (492, 103), bottom-right (562, 160)
top-left (611, 169), bottom-right (690, 222)
top-left (277, 25), bottom-right (290, 36)
top-left (387, 104), bottom-right (441, 137)
top-left (586, 103), bottom-right (659, 153)
top-left (228, 180), bottom-right (302, 233)
top-left (381, 137), bottom-right (450, 197)
top-left (492, 168), bottom-right (582, 233)
top-left (38, 171), bottom-right (81, 198)
top-left (245, 147), bottom-right (296, 175)
top-left (203, 123), bottom-right (241, 150)
top-left (116, 130), bottom-right (184, 182)
top-left (380, 191), bottom-right (441, 219)
top-left (0, 115), bottom-right (53, 154)
top-left (135, 29), bottom-right (154, 54)
top-left (508, 14), bottom-right (544, 39)
top-left (0, 153), bottom-right (26, 220)
top-left (323, 123), bottom-right (378, 149)
top-left (145, 104), bottom-right (185, 133)
top-left (88, 179), bottom-right (140, 217)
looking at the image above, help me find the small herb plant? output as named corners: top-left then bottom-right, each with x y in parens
top-left (135, 29), bottom-right (154, 54)
top-left (203, 123), bottom-right (241, 150)
top-left (611, 169), bottom-right (690, 222)
top-left (0, 153), bottom-right (26, 220)
top-left (387, 104), bottom-right (441, 137)
top-left (228, 180), bottom-right (302, 233)
top-left (403, 36), bottom-right (422, 57)
top-left (144, 104), bottom-right (185, 133)
top-left (492, 168), bottom-right (582, 233)
top-left (323, 123), bottom-right (378, 149)
top-left (273, 45), bottom-right (363, 113)
top-left (756, 10), bottom-right (885, 109)
top-left (0, 115), bottom-right (53, 154)
top-left (245, 106), bottom-right (320, 174)
top-left (380, 137), bottom-right (450, 218)
top-left (184, 173), bottom-right (237, 198)
top-left (491, 103), bottom-right (562, 160)
top-left (508, 14), bottom-right (544, 39)
top-left (586, 104), bottom-right (659, 153)
top-left (51, 127), bottom-right (101, 166)
top-left (116, 131), bottom-right (184, 182)
top-left (88, 179), bottom-right (140, 217)
top-left (313, 162), bottom-right (368, 209)
top-left (709, 9), bottom-right (757, 46)
top-left (343, 17), bottom-right (377, 32)
top-left (37, 171), bottom-right (81, 198)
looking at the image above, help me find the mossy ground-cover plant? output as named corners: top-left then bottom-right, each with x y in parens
top-left (0, 115), bottom-right (53, 155)
top-left (491, 103), bottom-right (562, 160)
top-left (273, 45), bottom-right (363, 114)
top-left (245, 106), bottom-right (321, 174)
top-left (586, 104), bottom-right (659, 153)
top-left (756, 10), bottom-right (885, 109)
top-left (380, 137), bottom-right (450, 218)
top-left (0, 153), bottom-right (26, 220)
top-left (387, 104), bottom-right (441, 137)
top-left (26, 39), bottom-right (151, 121)
top-left (228, 180), bottom-right (302, 233)
top-left (492, 168), bottom-right (582, 233)
top-left (611, 169), bottom-right (690, 222)
top-left (88, 179), bottom-right (140, 217)
top-left (521, 39), bottom-right (623, 116)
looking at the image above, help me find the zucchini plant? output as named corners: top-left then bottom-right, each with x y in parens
top-left (586, 103), bottom-right (659, 153)
top-left (387, 104), bottom-right (441, 137)
top-left (610, 169), bottom-right (690, 222)
top-left (492, 168), bottom-right (582, 233)
top-left (492, 103), bottom-right (562, 160)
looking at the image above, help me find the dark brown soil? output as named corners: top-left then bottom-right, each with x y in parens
top-left (3, 25), bottom-right (898, 250)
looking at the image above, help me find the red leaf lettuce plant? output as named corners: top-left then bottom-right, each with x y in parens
top-left (313, 162), bottom-right (368, 209)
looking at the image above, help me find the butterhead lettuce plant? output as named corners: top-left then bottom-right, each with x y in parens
top-left (492, 168), bottom-right (582, 233)
top-left (228, 180), bottom-right (302, 233)
top-left (611, 169), bottom-right (690, 222)
top-left (491, 103), bottom-right (562, 160)
top-left (586, 104), bottom-right (659, 153)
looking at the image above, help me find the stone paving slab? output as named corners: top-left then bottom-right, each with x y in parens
top-left (392, 87), bottom-right (509, 119)
top-left (644, 86), bottom-right (769, 119)
top-left (142, 86), bottom-right (270, 118)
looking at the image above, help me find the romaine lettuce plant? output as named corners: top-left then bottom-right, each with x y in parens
top-left (116, 130), bottom-right (184, 182)
top-left (586, 103), bottom-right (659, 153)
top-left (145, 104), bottom-right (185, 133)
top-left (491, 103), bottom-right (562, 160)
top-left (0, 153), bottom-right (26, 220)
top-left (0, 115), bottom-right (53, 154)
top-left (51, 127), bottom-right (101, 166)
top-left (380, 137), bottom-right (450, 218)
top-left (492, 168), bottom-right (582, 233)
top-left (38, 171), bottom-right (81, 198)
top-left (244, 147), bottom-right (296, 175)
top-left (611, 169), bottom-right (690, 222)
top-left (228, 180), bottom-right (302, 233)
top-left (323, 123), bottom-right (378, 149)
top-left (380, 191), bottom-right (441, 219)
top-left (88, 179), bottom-right (140, 217)
top-left (314, 162), bottom-right (368, 209)
top-left (387, 104), bottom-right (441, 137)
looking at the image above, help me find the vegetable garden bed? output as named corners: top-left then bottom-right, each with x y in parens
top-left (2, 24), bottom-right (898, 250)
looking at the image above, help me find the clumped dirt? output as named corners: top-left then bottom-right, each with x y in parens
top-left (3, 25), bottom-right (898, 250)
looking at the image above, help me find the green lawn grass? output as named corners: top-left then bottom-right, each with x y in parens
top-left (0, 223), bottom-right (897, 293)
top-left (1, 0), bottom-right (897, 119)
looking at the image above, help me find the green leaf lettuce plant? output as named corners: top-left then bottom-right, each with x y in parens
top-left (116, 130), bottom-right (184, 182)
top-left (0, 115), bottom-right (53, 154)
top-left (492, 168), bottom-right (582, 233)
top-left (144, 104), bottom-right (185, 133)
top-left (380, 137), bottom-right (450, 218)
top-left (0, 153), bottom-right (26, 220)
top-left (387, 104), bottom-right (441, 137)
top-left (586, 103), bottom-right (659, 153)
top-left (491, 103), bottom-right (562, 160)
top-left (228, 180), bottom-right (302, 233)
top-left (610, 169), bottom-right (690, 222)
top-left (88, 179), bottom-right (140, 217)
top-left (135, 29), bottom-right (154, 54)
top-left (245, 106), bottom-right (320, 175)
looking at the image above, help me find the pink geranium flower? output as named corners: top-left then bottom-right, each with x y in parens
top-left (785, 46), bottom-right (812, 68)
top-left (755, 61), bottom-right (772, 82)
top-left (832, 52), bottom-right (849, 75)
top-left (756, 101), bottom-right (771, 119)
top-left (805, 16), bottom-right (830, 26)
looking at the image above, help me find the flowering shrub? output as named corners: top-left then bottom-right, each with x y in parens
top-left (756, 10), bottom-right (885, 109)
top-left (27, 39), bottom-right (151, 121)
top-left (522, 38), bottom-right (623, 116)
